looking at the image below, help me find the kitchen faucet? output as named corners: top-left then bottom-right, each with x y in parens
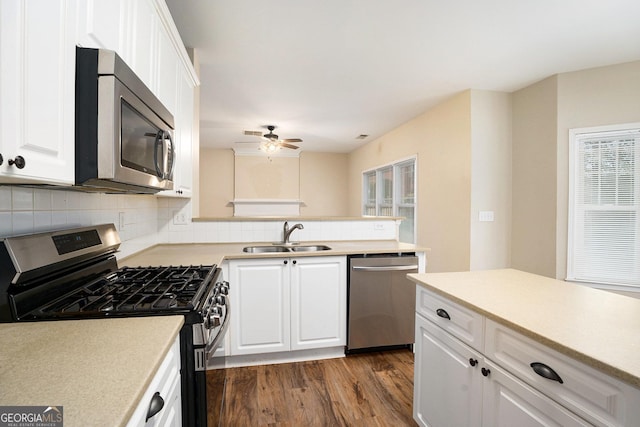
top-left (282, 221), bottom-right (304, 245)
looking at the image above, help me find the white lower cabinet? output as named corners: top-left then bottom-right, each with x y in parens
top-left (127, 335), bottom-right (182, 427)
top-left (414, 313), bottom-right (483, 427)
top-left (482, 359), bottom-right (591, 427)
top-left (290, 256), bottom-right (347, 350)
top-left (413, 286), bottom-right (640, 427)
top-left (229, 257), bottom-right (290, 355)
top-left (228, 256), bottom-right (346, 356)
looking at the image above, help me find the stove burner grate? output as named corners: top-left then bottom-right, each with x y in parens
top-left (35, 265), bottom-right (216, 317)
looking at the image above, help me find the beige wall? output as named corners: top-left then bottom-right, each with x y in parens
top-left (470, 90), bottom-right (512, 270)
top-left (511, 60), bottom-right (640, 280)
top-left (555, 60), bottom-right (640, 279)
top-left (511, 76), bottom-right (558, 278)
top-left (234, 155), bottom-right (300, 199)
top-left (198, 149), bottom-right (349, 217)
top-left (199, 148), bottom-right (234, 217)
top-left (300, 152), bottom-right (349, 216)
top-left (347, 91), bottom-right (473, 272)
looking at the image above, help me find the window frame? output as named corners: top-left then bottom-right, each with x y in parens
top-left (567, 123), bottom-right (640, 290)
top-left (362, 156), bottom-right (417, 243)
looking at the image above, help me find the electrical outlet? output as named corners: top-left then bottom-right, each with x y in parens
top-left (374, 223), bottom-right (385, 231)
top-left (173, 210), bottom-right (188, 225)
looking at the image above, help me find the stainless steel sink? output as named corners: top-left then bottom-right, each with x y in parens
top-left (242, 244), bottom-right (332, 253)
top-left (242, 246), bottom-right (291, 253)
top-left (289, 245), bottom-right (332, 252)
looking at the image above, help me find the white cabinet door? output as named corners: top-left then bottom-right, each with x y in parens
top-left (174, 70), bottom-right (194, 197)
top-left (290, 256), bottom-right (346, 350)
top-left (482, 359), bottom-right (591, 427)
top-left (158, 67), bottom-right (193, 198)
top-left (128, 0), bottom-right (156, 91)
top-left (76, 0), bottom-right (123, 51)
top-left (229, 258), bottom-right (290, 355)
top-left (0, 0), bottom-right (75, 185)
top-left (414, 313), bottom-right (483, 427)
top-left (156, 29), bottom-right (178, 115)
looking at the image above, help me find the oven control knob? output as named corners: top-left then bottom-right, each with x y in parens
top-left (215, 295), bottom-right (226, 306)
top-left (205, 308), bottom-right (222, 328)
top-left (220, 284), bottom-right (229, 295)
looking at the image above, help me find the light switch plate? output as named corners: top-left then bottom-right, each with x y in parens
top-left (479, 211), bottom-right (494, 222)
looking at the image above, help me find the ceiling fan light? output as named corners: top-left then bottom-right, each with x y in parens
top-left (260, 140), bottom-right (280, 153)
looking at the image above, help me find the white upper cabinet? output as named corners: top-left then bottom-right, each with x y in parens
top-left (76, 0), bottom-right (123, 52)
top-left (0, 0), bottom-right (76, 184)
top-left (157, 61), bottom-right (194, 197)
top-left (1, 0), bottom-right (197, 189)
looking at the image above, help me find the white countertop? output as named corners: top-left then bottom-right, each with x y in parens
top-left (408, 268), bottom-right (640, 389)
top-left (0, 316), bottom-right (184, 427)
top-left (120, 240), bottom-right (427, 267)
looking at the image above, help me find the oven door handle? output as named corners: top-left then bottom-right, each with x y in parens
top-left (205, 295), bottom-right (230, 358)
top-left (352, 264), bottom-right (418, 272)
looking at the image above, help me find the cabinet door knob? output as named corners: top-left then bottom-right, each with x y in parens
top-left (530, 362), bottom-right (563, 384)
top-left (436, 308), bottom-right (450, 320)
top-left (469, 358), bottom-right (478, 367)
top-left (284, 260), bottom-right (288, 265)
top-left (0, 153), bottom-right (3, 165)
top-left (8, 155), bottom-right (25, 169)
top-left (292, 260), bottom-right (297, 265)
top-left (481, 367), bottom-right (491, 377)
top-left (145, 391), bottom-right (165, 421)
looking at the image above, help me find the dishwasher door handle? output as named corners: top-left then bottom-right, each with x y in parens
top-left (352, 265), bottom-right (418, 272)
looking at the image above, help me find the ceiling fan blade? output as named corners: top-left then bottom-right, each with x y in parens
top-left (244, 130), bottom-right (262, 136)
top-left (281, 143), bottom-right (300, 150)
top-left (282, 138), bottom-right (302, 143)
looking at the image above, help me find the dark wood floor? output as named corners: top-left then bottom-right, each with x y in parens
top-left (207, 349), bottom-right (418, 427)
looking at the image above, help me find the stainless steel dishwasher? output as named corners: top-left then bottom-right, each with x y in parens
top-left (347, 254), bottom-right (419, 352)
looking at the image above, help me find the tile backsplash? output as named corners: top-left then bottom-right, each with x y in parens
top-left (1, 186), bottom-right (399, 259)
top-left (0, 186), bottom-right (161, 258)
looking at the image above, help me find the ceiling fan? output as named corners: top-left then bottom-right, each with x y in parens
top-left (242, 125), bottom-right (303, 152)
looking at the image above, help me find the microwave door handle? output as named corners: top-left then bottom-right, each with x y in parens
top-left (153, 131), bottom-right (164, 178)
top-left (164, 131), bottom-right (175, 180)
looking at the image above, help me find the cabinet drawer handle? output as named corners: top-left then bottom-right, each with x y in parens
top-left (530, 362), bottom-right (564, 384)
top-left (145, 391), bottom-right (165, 421)
top-left (436, 308), bottom-right (450, 320)
top-left (8, 155), bottom-right (25, 169)
top-left (481, 367), bottom-right (491, 377)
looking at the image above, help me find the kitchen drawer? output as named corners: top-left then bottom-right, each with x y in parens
top-left (127, 336), bottom-right (181, 427)
top-left (485, 319), bottom-right (640, 427)
top-left (416, 286), bottom-right (484, 352)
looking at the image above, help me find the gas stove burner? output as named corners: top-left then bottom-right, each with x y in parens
top-left (19, 264), bottom-right (218, 320)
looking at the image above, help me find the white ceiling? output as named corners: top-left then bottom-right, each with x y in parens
top-left (165, 0), bottom-right (640, 153)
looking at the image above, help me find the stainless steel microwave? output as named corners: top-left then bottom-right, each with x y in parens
top-left (75, 47), bottom-right (174, 193)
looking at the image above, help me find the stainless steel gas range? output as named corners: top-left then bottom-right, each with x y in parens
top-left (0, 224), bottom-right (229, 427)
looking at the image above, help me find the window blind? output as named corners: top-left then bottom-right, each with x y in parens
top-left (568, 128), bottom-right (640, 287)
